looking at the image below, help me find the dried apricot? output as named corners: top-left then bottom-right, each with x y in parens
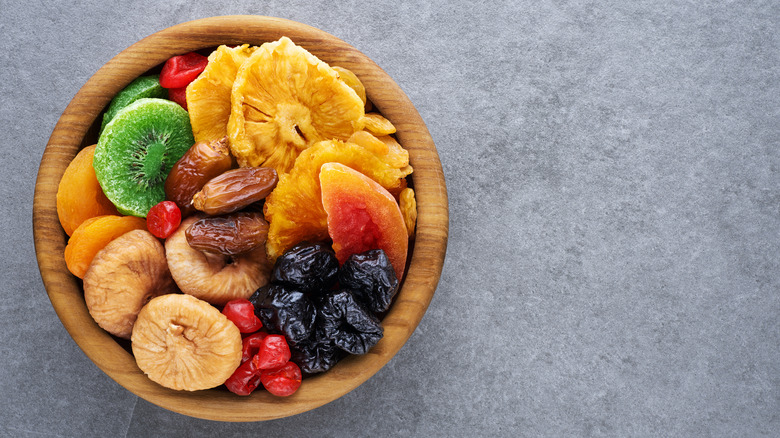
top-left (64, 215), bottom-right (147, 279)
top-left (57, 145), bottom-right (119, 236)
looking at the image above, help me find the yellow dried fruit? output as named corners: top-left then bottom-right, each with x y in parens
top-left (187, 44), bottom-right (257, 143)
top-left (333, 66), bottom-right (366, 106)
top-left (228, 37), bottom-right (365, 174)
top-left (264, 139), bottom-right (412, 262)
top-left (399, 187), bottom-right (417, 239)
top-left (361, 112), bottom-right (396, 135)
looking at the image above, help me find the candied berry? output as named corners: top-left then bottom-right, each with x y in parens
top-left (338, 249), bottom-right (399, 314)
top-left (252, 334), bottom-right (291, 370)
top-left (224, 360), bottom-right (262, 396)
top-left (272, 242), bottom-right (339, 294)
top-left (222, 299), bottom-right (263, 333)
top-left (241, 332), bottom-right (268, 363)
top-left (318, 289), bottom-right (383, 355)
top-left (249, 284), bottom-right (316, 347)
top-left (146, 200), bottom-right (181, 239)
top-left (260, 362), bottom-right (302, 397)
top-left (290, 336), bottom-right (344, 375)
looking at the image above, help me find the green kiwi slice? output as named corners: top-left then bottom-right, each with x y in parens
top-left (99, 75), bottom-right (167, 135)
top-left (94, 98), bottom-right (195, 217)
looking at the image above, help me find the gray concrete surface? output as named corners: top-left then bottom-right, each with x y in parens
top-left (2, 0), bottom-right (779, 436)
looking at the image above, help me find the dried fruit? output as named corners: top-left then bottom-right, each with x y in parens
top-left (131, 294), bottom-right (243, 391)
top-left (399, 187), bottom-right (417, 238)
top-left (159, 52), bottom-right (209, 89)
top-left (192, 167), bottom-right (278, 215)
top-left (319, 162), bottom-right (408, 280)
top-left (339, 249), bottom-right (399, 314)
top-left (146, 200), bottom-right (181, 239)
top-left (332, 66), bottom-right (366, 106)
top-left (227, 37), bottom-right (365, 173)
top-left (252, 334), bottom-right (291, 370)
top-left (187, 44), bottom-right (258, 143)
top-left (259, 362), bottom-right (302, 397)
top-left (64, 215), bottom-right (147, 279)
top-left (360, 113), bottom-right (396, 136)
top-left (222, 299), bottom-right (263, 333)
top-left (225, 359), bottom-right (262, 396)
top-left (83, 229), bottom-right (176, 339)
top-left (249, 284), bottom-right (316, 347)
top-left (164, 137), bottom-right (233, 217)
top-left (57, 145), bottom-right (120, 236)
top-left (166, 216), bottom-right (271, 306)
top-left (185, 212), bottom-right (268, 256)
top-left (271, 242), bottom-right (339, 294)
top-left (264, 139), bottom-right (412, 262)
top-left (318, 289), bottom-right (383, 355)
top-left (99, 76), bottom-right (167, 135)
top-left (290, 336), bottom-right (343, 375)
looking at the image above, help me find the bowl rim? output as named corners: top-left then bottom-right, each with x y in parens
top-left (33, 15), bottom-right (448, 422)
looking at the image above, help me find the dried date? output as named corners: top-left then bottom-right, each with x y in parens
top-left (185, 212), bottom-right (269, 255)
top-left (164, 137), bottom-right (233, 217)
top-left (192, 167), bottom-right (278, 215)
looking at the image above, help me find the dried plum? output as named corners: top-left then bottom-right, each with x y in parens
top-left (338, 249), bottom-right (399, 314)
top-left (318, 289), bottom-right (383, 355)
top-left (290, 336), bottom-right (344, 375)
top-left (248, 284), bottom-right (316, 346)
top-left (271, 242), bottom-right (339, 294)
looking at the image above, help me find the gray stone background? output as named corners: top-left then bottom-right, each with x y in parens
top-left (2, 0), bottom-right (778, 436)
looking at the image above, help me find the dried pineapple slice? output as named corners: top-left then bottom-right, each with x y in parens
top-left (399, 187), bottom-right (417, 239)
top-left (187, 44), bottom-right (257, 143)
top-left (228, 37), bottom-right (365, 174)
top-left (333, 66), bottom-right (366, 106)
top-left (264, 139), bottom-right (412, 262)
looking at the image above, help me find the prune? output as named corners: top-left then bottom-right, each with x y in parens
top-left (318, 289), bottom-right (383, 355)
top-left (271, 242), bottom-right (339, 294)
top-left (249, 284), bottom-right (316, 347)
top-left (338, 249), bottom-right (399, 314)
top-left (290, 336), bottom-right (344, 375)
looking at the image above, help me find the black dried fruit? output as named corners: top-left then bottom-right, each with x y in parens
top-left (248, 284), bottom-right (316, 347)
top-left (319, 289), bottom-right (383, 355)
top-left (290, 337), bottom-right (344, 375)
top-left (272, 242), bottom-right (339, 294)
top-left (338, 249), bottom-right (399, 314)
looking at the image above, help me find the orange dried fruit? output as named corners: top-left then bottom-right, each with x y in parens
top-left (361, 113), bottom-right (396, 135)
top-left (399, 187), bottom-right (417, 239)
top-left (64, 215), bottom-right (147, 279)
top-left (57, 145), bottom-right (119, 236)
top-left (264, 139), bottom-right (412, 262)
top-left (187, 44), bottom-right (257, 143)
top-left (228, 37), bottom-right (365, 174)
top-left (332, 66), bottom-right (366, 106)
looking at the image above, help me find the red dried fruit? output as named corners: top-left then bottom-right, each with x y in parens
top-left (252, 335), bottom-right (291, 370)
top-left (222, 299), bottom-right (263, 333)
top-left (160, 52), bottom-right (209, 89)
top-left (260, 362), bottom-right (302, 397)
top-left (224, 360), bottom-right (262, 396)
top-left (146, 201), bottom-right (181, 239)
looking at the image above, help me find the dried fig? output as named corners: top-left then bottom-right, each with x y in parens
top-left (83, 229), bottom-right (176, 339)
top-left (131, 294), bottom-right (242, 391)
top-left (166, 215), bottom-right (271, 305)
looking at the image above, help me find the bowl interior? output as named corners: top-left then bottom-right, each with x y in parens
top-left (33, 15), bottom-right (448, 421)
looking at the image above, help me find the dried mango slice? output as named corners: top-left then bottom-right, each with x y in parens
top-left (228, 37), bottom-right (365, 174)
top-left (187, 44), bottom-right (257, 143)
top-left (264, 139), bottom-right (412, 262)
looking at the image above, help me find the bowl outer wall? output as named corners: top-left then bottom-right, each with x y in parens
top-left (33, 15), bottom-right (448, 421)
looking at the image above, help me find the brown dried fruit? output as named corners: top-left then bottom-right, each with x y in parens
top-left (164, 137), bottom-right (233, 217)
top-left (186, 212), bottom-right (269, 256)
top-left (83, 229), bottom-right (176, 339)
top-left (192, 167), bottom-right (278, 215)
top-left (166, 216), bottom-right (271, 306)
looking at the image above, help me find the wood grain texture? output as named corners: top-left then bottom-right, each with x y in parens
top-left (33, 15), bottom-right (448, 422)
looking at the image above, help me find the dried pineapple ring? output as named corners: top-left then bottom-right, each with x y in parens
top-left (187, 44), bottom-right (257, 143)
top-left (361, 113), bottom-right (396, 135)
top-left (228, 37), bottom-right (365, 174)
top-left (264, 139), bottom-right (412, 262)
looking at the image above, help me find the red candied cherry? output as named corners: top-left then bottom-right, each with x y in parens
top-left (251, 335), bottom-right (291, 370)
top-left (224, 360), bottom-right (262, 396)
top-left (260, 362), bottom-right (302, 397)
top-left (159, 52), bottom-right (208, 89)
top-left (223, 299), bottom-right (263, 333)
top-left (168, 86), bottom-right (188, 110)
top-left (241, 331), bottom-right (268, 362)
top-left (146, 200), bottom-right (181, 239)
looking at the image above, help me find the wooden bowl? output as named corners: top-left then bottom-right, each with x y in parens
top-left (33, 16), bottom-right (448, 421)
